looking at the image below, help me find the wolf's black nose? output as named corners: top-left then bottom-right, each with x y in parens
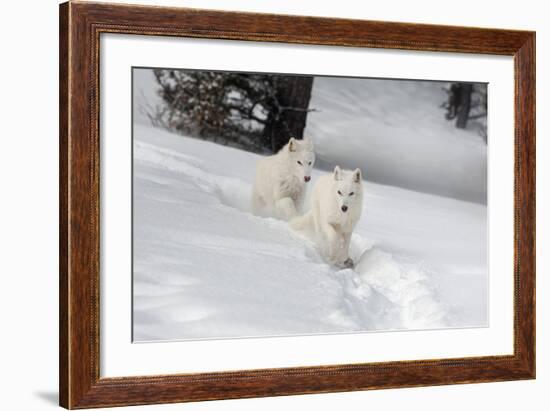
top-left (341, 205), bottom-right (348, 212)
top-left (304, 176), bottom-right (311, 182)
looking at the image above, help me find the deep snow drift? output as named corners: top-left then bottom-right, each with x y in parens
top-left (132, 124), bottom-right (487, 342)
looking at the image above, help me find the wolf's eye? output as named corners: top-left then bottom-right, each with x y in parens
top-left (337, 190), bottom-right (342, 196)
top-left (308, 161), bottom-right (312, 165)
top-left (349, 192), bottom-right (354, 196)
top-left (297, 161), bottom-right (303, 166)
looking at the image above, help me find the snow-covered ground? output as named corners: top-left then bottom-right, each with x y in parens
top-left (134, 69), bottom-right (487, 203)
top-left (133, 124), bottom-right (487, 342)
top-left (306, 77), bottom-right (487, 204)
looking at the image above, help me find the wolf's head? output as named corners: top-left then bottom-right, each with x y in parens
top-left (333, 166), bottom-right (363, 213)
top-left (286, 136), bottom-right (315, 183)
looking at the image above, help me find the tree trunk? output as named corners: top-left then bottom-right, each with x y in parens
top-left (263, 76), bottom-right (314, 153)
top-left (456, 83), bottom-right (473, 129)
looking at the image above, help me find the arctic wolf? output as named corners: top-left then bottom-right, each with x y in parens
top-left (252, 137), bottom-right (315, 220)
top-left (291, 166), bottom-right (363, 268)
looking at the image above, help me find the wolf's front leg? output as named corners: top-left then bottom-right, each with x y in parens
top-left (331, 233), bottom-right (353, 269)
top-left (321, 223), bottom-right (343, 265)
top-left (274, 197), bottom-right (298, 221)
top-left (294, 191), bottom-right (305, 215)
top-left (339, 232), bottom-right (354, 268)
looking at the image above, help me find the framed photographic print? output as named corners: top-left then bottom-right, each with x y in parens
top-left (59, 1), bottom-right (535, 408)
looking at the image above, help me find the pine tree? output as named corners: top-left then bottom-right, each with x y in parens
top-left (150, 69), bottom-right (314, 153)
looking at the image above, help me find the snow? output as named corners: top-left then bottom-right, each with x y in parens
top-left (133, 124), bottom-right (487, 342)
top-left (133, 69), bottom-right (487, 203)
top-left (306, 77), bottom-right (487, 204)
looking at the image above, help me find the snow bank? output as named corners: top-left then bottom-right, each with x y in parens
top-left (133, 69), bottom-right (487, 203)
top-left (133, 125), bottom-right (487, 342)
top-left (305, 77), bottom-right (487, 203)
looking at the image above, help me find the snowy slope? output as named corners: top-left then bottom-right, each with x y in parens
top-left (305, 77), bottom-right (487, 203)
top-left (133, 125), bottom-right (487, 342)
top-left (134, 69), bottom-right (487, 203)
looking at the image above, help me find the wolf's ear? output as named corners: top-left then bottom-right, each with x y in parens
top-left (334, 165), bottom-right (342, 180)
top-left (353, 168), bottom-right (362, 183)
top-left (288, 137), bottom-right (297, 152)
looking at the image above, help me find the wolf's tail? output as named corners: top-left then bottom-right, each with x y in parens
top-left (290, 211), bottom-right (313, 232)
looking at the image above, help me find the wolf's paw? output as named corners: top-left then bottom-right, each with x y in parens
top-left (335, 258), bottom-right (354, 269)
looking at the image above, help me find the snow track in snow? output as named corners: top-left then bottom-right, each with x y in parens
top-left (133, 126), bottom-right (456, 341)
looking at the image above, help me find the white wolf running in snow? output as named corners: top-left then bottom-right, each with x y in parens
top-left (252, 137), bottom-right (315, 220)
top-left (291, 166), bottom-right (363, 268)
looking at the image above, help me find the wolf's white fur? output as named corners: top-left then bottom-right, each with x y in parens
top-left (291, 166), bottom-right (363, 268)
top-left (252, 137), bottom-right (315, 220)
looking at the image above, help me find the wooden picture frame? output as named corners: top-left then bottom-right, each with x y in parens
top-left (59, 1), bottom-right (535, 408)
